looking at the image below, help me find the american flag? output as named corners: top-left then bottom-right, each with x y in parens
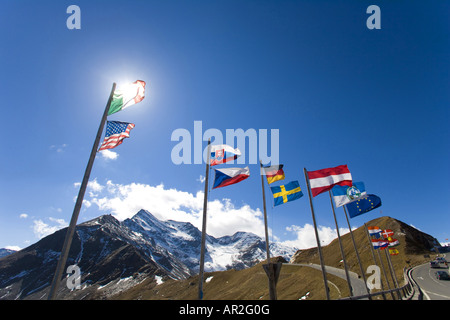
top-left (98, 121), bottom-right (135, 151)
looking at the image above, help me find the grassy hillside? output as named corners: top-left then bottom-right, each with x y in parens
top-left (112, 216), bottom-right (438, 300)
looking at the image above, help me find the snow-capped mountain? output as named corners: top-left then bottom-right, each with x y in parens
top-left (124, 209), bottom-right (297, 272)
top-left (0, 248), bottom-right (16, 259)
top-left (0, 209), bottom-right (297, 300)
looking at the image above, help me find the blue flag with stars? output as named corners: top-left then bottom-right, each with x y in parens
top-left (345, 194), bottom-right (382, 218)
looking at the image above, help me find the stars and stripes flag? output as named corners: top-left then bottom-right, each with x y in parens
top-left (98, 121), bottom-right (135, 151)
top-left (307, 165), bottom-right (352, 197)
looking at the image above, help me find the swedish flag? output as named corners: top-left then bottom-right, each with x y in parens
top-left (270, 181), bottom-right (303, 206)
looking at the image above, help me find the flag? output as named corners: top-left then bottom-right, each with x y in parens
top-left (210, 144), bottom-right (241, 166)
top-left (387, 236), bottom-right (400, 247)
top-left (98, 121), bottom-right (135, 151)
top-left (345, 194), bottom-right (382, 218)
top-left (263, 165), bottom-right (285, 184)
top-left (270, 181), bottom-right (303, 206)
top-left (108, 80), bottom-right (146, 115)
top-left (372, 239), bottom-right (389, 250)
top-left (212, 166), bottom-right (250, 189)
top-left (389, 248), bottom-right (400, 255)
top-left (381, 229), bottom-right (394, 239)
top-left (368, 226), bottom-right (382, 237)
top-left (307, 165), bottom-right (352, 197)
top-left (331, 182), bottom-right (367, 207)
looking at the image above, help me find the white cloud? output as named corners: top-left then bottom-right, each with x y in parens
top-left (86, 180), bottom-right (266, 238)
top-left (32, 217), bottom-right (68, 239)
top-left (197, 175), bottom-right (206, 184)
top-left (282, 223), bottom-right (351, 250)
top-left (5, 245), bottom-right (21, 251)
top-left (99, 149), bottom-right (119, 160)
top-left (49, 143), bottom-right (68, 153)
top-left (19, 213), bottom-right (28, 219)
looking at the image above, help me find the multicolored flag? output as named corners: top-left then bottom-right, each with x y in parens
top-left (331, 181), bottom-right (367, 207)
top-left (368, 226), bottom-right (382, 237)
top-left (212, 166), bottom-right (250, 189)
top-left (307, 165), bottom-right (352, 197)
top-left (270, 181), bottom-right (303, 206)
top-left (387, 236), bottom-right (400, 247)
top-left (372, 239), bottom-right (389, 250)
top-left (345, 194), bottom-right (382, 218)
top-left (389, 248), bottom-right (400, 255)
top-left (108, 80), bottom-right (146, 115)
top-left (98, 121), bottom-right (135, 151)
top-left (263, 165), bottom-right (285, 184)
top-left (381, 229), bottom-right (394, 239)
top-left (210, 144), bottom-right (241, 166)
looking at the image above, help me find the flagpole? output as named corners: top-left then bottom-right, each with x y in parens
top-left (363, 223), bottom-right (387, 300)
top-left (342, 206), bottom-right (371, 299)
top-left (198, 138), bottom-right (211, 300)
top-left (364, 223), bottom-right (393, 299)
top-left (328, 191), bottom-right (353, 297)
top-left (384, 248), bottom-right (401, 299)
top-left (303, 168), bottom-right (330, 300)
top-left (377, 249), bottom-right (395, 299)
top-left (260, 160), bottom-right (278, 300)
top-left (48, 83), bottom-right (116, 300)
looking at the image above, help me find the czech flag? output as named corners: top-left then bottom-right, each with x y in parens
top-left (212, 167), bottom-right (250, 189)
top-left (210, 144), bottom-right (241, 166)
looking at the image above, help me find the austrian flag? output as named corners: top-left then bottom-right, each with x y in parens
top-left (307, 165), bottom-right (352, 197)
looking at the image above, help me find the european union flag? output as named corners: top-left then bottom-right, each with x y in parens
top-left (270, 181), bottom-right (303, 206)
top-left (345, 194), bottom-right (382, 218)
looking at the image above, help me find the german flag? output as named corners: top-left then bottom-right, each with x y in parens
top-left (263, 164), bottom-right (285, 184)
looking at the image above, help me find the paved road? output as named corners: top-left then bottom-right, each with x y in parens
top-left (411, 255), bottom-right (450, 300)
top-left (284, 263), bottom-right (368, 297)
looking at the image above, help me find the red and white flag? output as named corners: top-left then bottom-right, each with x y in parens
top-left (307, 165), bottom-right (352, 197)
top-left (381, 229), bottom-right (394, 239)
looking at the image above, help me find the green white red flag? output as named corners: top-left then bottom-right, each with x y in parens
top-left (108, 80), bottom-right (146, 115)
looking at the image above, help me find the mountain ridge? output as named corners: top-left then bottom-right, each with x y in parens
top-left (0, 209), bottom-right (296, 300)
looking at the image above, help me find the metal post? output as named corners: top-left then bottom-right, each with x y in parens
top-left (304, 168), bottom-right (330, 300)
top-left (48, 83), bottom-right (116, 300)
top-left (328, 191), bottom-right (353, 296)
top-left (260, 160), bottom-right (277, 300)
top-left (198, 139), bottom-right (211, 300)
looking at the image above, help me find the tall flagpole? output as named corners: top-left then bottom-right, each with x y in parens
top-left (364, 223), bottom-right (392, 299)
top-left (260, 160), bottom-right (278, 300)
top-left (384, 248), bottom-right (401, 299)
top-left (342, 206), bottom-right (371, 299)
top-left (303, 168), bottom-right (330, 300)
top-left (198, 138), bottom-right (211, 300)
top-left (328, 191), bottom-right (353, 297)
top-left (48, 83), bottom-right (116, 300)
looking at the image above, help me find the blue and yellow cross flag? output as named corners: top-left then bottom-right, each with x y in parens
top-left (270, 181), bottom-right (303, 206)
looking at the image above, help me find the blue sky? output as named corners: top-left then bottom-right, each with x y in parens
top-left (1, 0), bottom-right (449, 251)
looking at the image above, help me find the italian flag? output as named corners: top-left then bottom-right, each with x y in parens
top-left (108, 80), bottom-right (146, 115)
